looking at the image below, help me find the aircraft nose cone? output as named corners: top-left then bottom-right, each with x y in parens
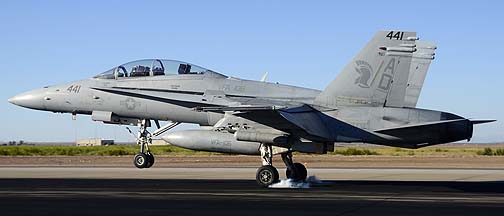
top-left (8, 89), bottom-right (47, 110)
top-left (7, 97), bottom-right (15, 104)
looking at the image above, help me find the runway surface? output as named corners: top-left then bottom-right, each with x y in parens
top-left (2, 167), bottom-right (504, 181)
top-left (0, 167), bottom-right (503, 216)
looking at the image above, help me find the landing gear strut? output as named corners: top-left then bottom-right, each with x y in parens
top-left (133, 119), bottom-right (155, 169)
top-left (256, 144), bottom-right (279, 187)
top-left (282, 152), bottom-right (307, 182)
top-left (131, 120), bottom-right (179, 169)
top-left (255, 144), bottom-right (308, 187)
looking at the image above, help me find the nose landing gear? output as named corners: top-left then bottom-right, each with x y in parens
top-left (131, 119), bottom-right (179, 169)
top-left (133, 119), bottom-right (154, 169)
top-left (133, 152), bottom-right (155, 169)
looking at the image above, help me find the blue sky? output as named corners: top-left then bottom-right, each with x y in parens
top-left (1, 0), bottom-right (502, 143)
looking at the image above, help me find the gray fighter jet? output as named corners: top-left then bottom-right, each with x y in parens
top-left (9, 30), bottom-right (494, 187)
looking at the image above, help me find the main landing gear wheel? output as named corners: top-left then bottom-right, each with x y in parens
top-left (256, 165), bottom-right (279, 187)
top-left (285, 163), bottom-right (307, 181)
top-left (282, 152), bottom-right (307, 182)
top-left (256, 143), bottom-right (279, 187)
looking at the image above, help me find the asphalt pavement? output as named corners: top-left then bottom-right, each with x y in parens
top-left (0, 167), bottom-right (503, 215)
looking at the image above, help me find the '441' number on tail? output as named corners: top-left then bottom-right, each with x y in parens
top-left (386, 31), bottom-right (404, 40)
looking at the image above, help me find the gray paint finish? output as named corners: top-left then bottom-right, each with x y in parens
top-left (9, 31), bottom-right (494, 155)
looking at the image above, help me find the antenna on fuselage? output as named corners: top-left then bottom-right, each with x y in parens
top-left (260, 72), bottom-right (268, 82)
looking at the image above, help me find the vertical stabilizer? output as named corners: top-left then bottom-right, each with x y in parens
top-left (315, 31), bottom-right (417, 108)
top-left (403, 41), bottom-right (436, 107)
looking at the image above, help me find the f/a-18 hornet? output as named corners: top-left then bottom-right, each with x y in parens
top-left (9, 30), bottom-right (494, 187)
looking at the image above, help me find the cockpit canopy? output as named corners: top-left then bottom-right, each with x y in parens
top-left (94, 59), bottom-right (226, 79)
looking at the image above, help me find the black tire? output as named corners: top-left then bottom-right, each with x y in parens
top-left (133, 153), bottom-right (149, 169)
top-left (256, 165), bottom-right (279, 187)
top-left (285, 163), bottom-right (307, 181)
top-left (145, 152), bottom-right (155, 168)
top-left (293, 163), bottom-right (307, 181)
top-left (285, 167), bottom-right (294, 179)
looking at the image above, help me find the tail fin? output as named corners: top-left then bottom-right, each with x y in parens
top-left (403, 41), bottom-right (436, 107)
top-left (315, 30), bottom-right (417, 108)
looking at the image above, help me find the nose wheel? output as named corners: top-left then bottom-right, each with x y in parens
top-left (146, 152), bottom-right (155, 168)
top-left (133, 152), bottom-right (155, 169)
top-left (132, 119), bottom-right (155, 169)
top-left (130, 120), bottom-right (179, 169)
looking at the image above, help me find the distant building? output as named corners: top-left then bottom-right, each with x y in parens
top-left (76, 139), bottom-right (114, 147)
top-left (1, 140), bottom-right (29, 146)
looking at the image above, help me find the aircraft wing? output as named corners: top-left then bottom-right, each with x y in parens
top-left (202, 104), bottom-right (385, 143)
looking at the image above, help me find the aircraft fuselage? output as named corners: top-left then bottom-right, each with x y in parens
top-left (10, 72), bottom-right (321, 126)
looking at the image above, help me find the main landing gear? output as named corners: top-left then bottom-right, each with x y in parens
top-left (255, 143), bottom-right (307, 187)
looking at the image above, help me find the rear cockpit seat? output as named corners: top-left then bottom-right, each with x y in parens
top-left (130, 65), bottom-right (150, 77)
top-left (152, 67), bottom-right (165, 76)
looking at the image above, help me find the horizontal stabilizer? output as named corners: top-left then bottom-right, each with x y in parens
top-left (374, 119), bottom-right (473, 145)
top-left (375, 119), bottom-right (467, 133)
top-left (470, 119), bottom-right (496, 124)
